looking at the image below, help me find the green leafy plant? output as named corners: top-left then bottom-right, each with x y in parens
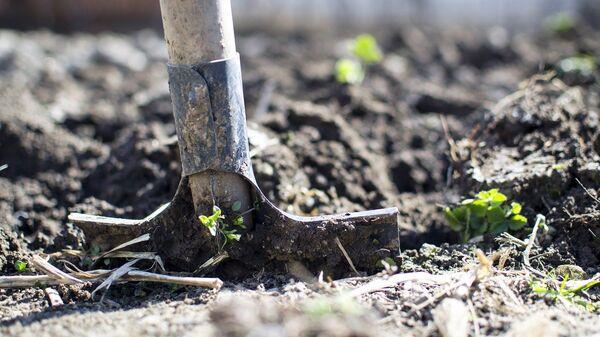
top-left (14, 260), bottom-right (27, 272)
top-left (531, 273), bottom-right (599, 311)
top-left (351, 34), bottom-right (383, 64)
top-left (199, 205), bottom-right (245, 250)
top-left (444, 189), bottom-right (527, 241)
top-left (544, 12), bottom-right (575, 34)
top-left (559, 54), bottom-right (597, 76)
top-left (335, 34), bottom-right (382, 84)
top-left (335, 59), bottom-right (364, 84)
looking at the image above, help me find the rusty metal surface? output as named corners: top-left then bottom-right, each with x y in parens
top-left (69, 174), bottom-right (399, 272)
top-left (168, 55), bottom-right (254, 180)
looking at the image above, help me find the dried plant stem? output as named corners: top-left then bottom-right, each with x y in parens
top-left (335, 237), bottom-right (360, 276)
top-left (0, 270), bottom-right (223, 290)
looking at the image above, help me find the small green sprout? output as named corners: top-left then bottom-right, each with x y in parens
top-left (531, 273), bottom-right (599, 311)
top-left (544, 12), bottom-right (575, 34)
top-left (444, 189), bottom-right (527, 241)
top-left (199, 205), bottom-right (222, 237)
top-left (14, 260), bottom-right (27, 272)
top-left (89, 244), bottom-right (101, 256)
top-left (350, 34), bottom-right (382, 64)
top-left (335, 34), bottom-right (383, 85)
top-left (169, 283), bottom-right (181, 293)
top-left (559, 54), bottom-right (597, 76)
top-left (335, 59), bottom-right (364, 84)
top-left (303, 295), bottom-right (364, 317)
top-left (199, 205), bottom-right (245, 250)
top-left (233, 216), bottom-right (245, 228)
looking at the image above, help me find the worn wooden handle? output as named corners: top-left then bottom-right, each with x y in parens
top-left (159, 0), bottom-right (236, 64)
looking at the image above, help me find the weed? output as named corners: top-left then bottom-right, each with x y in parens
top-left (14, 260), bottom-right (27, 272)
top-left (531, 273), bottom-right (599, 311)
top-left (335, 34), bottom-right (382, 84)
top-left (169, 283), bottom-right (181, 293)
top-left (351, 34), bottom-right (382, 64)
top-left (444, 189), bottom-right (527, 241)
top-left (551, 163), bottom-right (566, 171)
top-left (559, 54), bottom-right (597, 76)
top-left (544, 12), bottom-right (575, 34)
top-left (303, 295), bottom-right (364, 317)
top-left (90, 245), bottom-right (101, 256)
top-left (199, 205), bottom-right (245, 251)
top-left (335, 59), bottom-right (364, 84)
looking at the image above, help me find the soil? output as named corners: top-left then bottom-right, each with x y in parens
top-left (0, 21), bottom-right (599, 336)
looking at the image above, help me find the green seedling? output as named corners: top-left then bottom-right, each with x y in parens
top-left (89, 245), bottom-right (101, 256)
top-left (14, 260), bottom-right (27, 272)
top-left (559, 54), bottom-right (597, 76)
top-left (303, 295), bottom-right (364, 317)
top-left (335, 59), bottom-right (364, 84)
top-left (169, 283), bottom-right (182, 293)
top-left (444, 189), bottom-right (527, 242)
top-left (335, 34), bottom-right (383, 85)
top-left (199, 205), bottom-right (246, 250)
top-left (351, 34), bottom-right (383, 64)
top-left (544, 12), bottom-right (575, 34)
top-left (531, 273), bottom-right (599, 311)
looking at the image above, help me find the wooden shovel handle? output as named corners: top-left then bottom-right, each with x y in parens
top-left (159, 0), bottom-right (252, 223)
top-left (159, 0), bottom-right (236, 64)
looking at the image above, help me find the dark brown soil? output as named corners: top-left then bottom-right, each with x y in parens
top-left (0, 22), bottom-right (599, 336)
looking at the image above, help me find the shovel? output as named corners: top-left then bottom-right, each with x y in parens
top-left (68, 0), bottom-right (399, 274)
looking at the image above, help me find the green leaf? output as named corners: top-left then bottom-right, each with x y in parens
top-left (378, 257), bottom-right (397, 267)
top-left (208, 225), bottom-right (217, 236)
top-left (461, 198), bottom-right (475, 205)
top-left (471, 220), bottom-right (488, 236)
top-left (211, 206), bottom-right (222, 219)
top-left (351, 34), bottom-right (382, 64)
top-left (444, 207), bottom-right (463, 230)
top-left (508, 214), bottom-right (527, 230)
top-left (469, 200), bottom-right (488, 218)
top-left (232, 201), bottom-right (242, 212)
top-left (510, 202), bottom-right (522, 215)
top-left (475, 188), bottom-right (507, 206)
top-left (227, 233), bottom-right (241, 242)
top-left (222, 229), bottom-right (241, 242)
top-left (544, 12), bottom-right (575, 34)
top-left (559, 54), bottom-right (597, 76)
top-left (335, 59), bottom-right (364, 84)
top-left (531, 281), bottom-right (549, 293)
top-left (489, 191), bottom-right (507, 206)
top-left (199, 213), bottom-right (218, 236)
top-left (486, 206), bottom-right (506, 224)
top-left (90, 245), bottom-right (101, 256)
top-left (233, 216), bottom-right (245, 228)
top-left (489, 222), bottom-right (508, 234)
top-left (14, 260), bottom-right (27, 272)
top-left (452, 206), bottom-right (468, 223)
